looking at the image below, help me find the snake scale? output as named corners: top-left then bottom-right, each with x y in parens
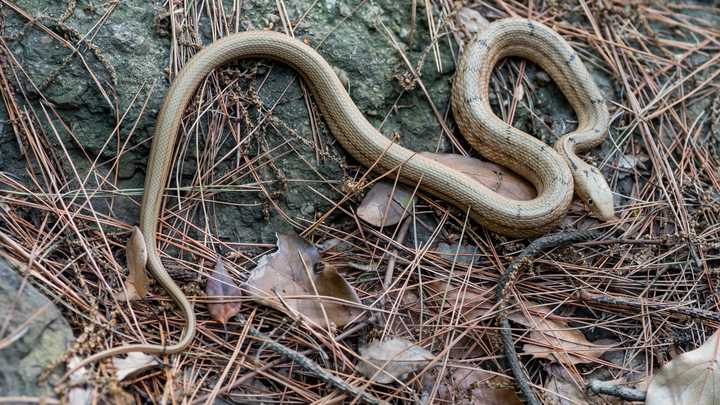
top-left (65, 17), bottom-right (613, 399)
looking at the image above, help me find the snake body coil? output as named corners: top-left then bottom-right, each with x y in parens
top-left (68, 18), bottom-right (613, 381)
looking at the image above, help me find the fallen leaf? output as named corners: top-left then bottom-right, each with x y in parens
top-left (357, 181), bottom-right (415, 226)
top-left (314, 264), bottom-right (362, 320)
top-left (206, 258), bottom-right (243, 324)
top-left (115, 227), bottom-right (148, 301)
top-left (356, 337), bottom-right (434, 383)
top-left (423, 283), bottom-right (495, 360)
top-left (544, 364), bottom-right (627, 405)
top-left (617, 153), bottom-right (650, 180)
top-left (436, 242), bottom-right (479, 265)
top-left (67, 386), bottom-right (93, 405)
top-left (508, 306), bottom-right (612, 365)
top-left (401, 290), bottom-right (419, 308)
top-left (67, 357), bottom-right (93, 405)
top-left (589, 339), bottom-right (648, 390)
top-left (244, 234), bottom-right (362, 328)
top-left (646, 329), bottom-right (720, 405)
top-left (315, 237), bottom-right (347, 252)
top-left (618, 153), bottom-right (649, 171)
top-left (544, 363), bottom-right (595, 405)
top-left (521, 318), bottom-right (607, 365)
top-left (113, 352), bottom-right (159, 381)
top-left (449, 368), bottom-right (523, 405)
top-left (114, 282), bottom-right (142, 302)
top-left (427, 281), bottom-right (493, 320)
top-left (420, 153), bottom-right (536, 201)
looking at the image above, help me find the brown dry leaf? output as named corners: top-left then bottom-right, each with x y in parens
top-left (314, 265), bottom-right (361, 314)
top-left (356, 337), bottom-right (434, 383)
top-left (544, 364), bottom-right (626, 405)
top-left (646, 329), bottom-right (720, 405)
top-left (448, 368), bottom-right (523, 405)
top-left (420, 152), bottom-right (536, 200)
top-left (357, 181), bottom-right (415, 226)
top-left (115, 226), bottom-right (148, 301)
top-left (618, 153), bottom-right (649, 171)
top-left (544, 364), bottom-right (596, 405)
top-left (113, 352), bottom-right (159, 381)
top-left (427, 281), bottom-right (493, 320)
top-left (436, 242), bottom-right (479, 265)
top-left (508, 306), bottom-right (612, 365)
top-left (244, 234), bottom-right (361, 328)
top-left (206, 258), bottom-right (243, 324)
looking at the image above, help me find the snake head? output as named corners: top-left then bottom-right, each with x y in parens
top-left (573, 160), bottom-right (615, 221)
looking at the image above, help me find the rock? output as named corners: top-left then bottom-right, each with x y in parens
top-left (1, 0), bottom-right (455, 246)
top-left (0, 102), bottom-right (27, 183)
top-left (0, 258), bottom-right (74, 399)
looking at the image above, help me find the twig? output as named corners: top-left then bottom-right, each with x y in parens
top-left (243, 319), bottom-right (385, 405)
top-left (0, 397), bottom-right (60, 404)
top-left (579, 291), bottom-right (720, 323)
top-left (587, 379), bottom-right (646, 402)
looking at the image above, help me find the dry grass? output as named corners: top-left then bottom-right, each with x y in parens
top-left (1, 0), bottom-right (719, 403)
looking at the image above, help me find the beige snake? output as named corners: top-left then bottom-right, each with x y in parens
top-left (65, 18), bottom-right (612, 378)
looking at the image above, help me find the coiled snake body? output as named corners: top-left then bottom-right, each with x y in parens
top-left (67, 18), bottom-right (613, 396)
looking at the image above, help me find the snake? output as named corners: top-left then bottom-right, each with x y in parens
top-left (62, 17), bottom-right (613, 392)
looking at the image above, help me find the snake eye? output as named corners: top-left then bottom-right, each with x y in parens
top-left (587, 199), bottom-right (594, 206)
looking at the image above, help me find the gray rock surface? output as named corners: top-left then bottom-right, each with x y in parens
top-left (0, 258), bottom-right (73, 399)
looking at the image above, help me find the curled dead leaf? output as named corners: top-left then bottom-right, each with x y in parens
top-left (420, 153), bottom-right (536, 201)
top-left (618, 153), bottom-right (649, 171)
top-left (356, 337), bottom-right (434, 383)
top-left (113, 352), bottom-right (159, 381)
top-left (508, 305), bottom-right (613, 365)
top-left (446, 369), bottom-right (523, 405)
top-left (244, 234), bottom-right (362, 328)
top-left (427, 281), bottom-right (493, 321)
top-left (206, 258), bottom-right (243, 324)
top-left (544, 364), bottom-right (628, 405)
top-left (646, 329), bottom-right (720, 405)
top-left (436, 242), bottom-right (479, 265)
top-left (357, 181), bottom-right (415, 226)
top-left (115, 227), bottom-right (148, 301)
top-left (544, 363), bottom-right (596, 405)
top-left (314, 264), bottom-right (362, 319)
